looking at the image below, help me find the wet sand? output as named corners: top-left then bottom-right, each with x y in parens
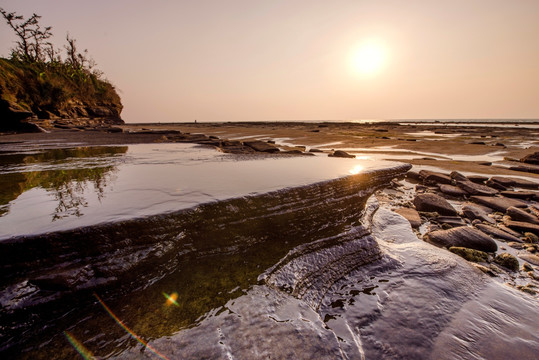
top-left (2, 121), bottom-right (539, 178)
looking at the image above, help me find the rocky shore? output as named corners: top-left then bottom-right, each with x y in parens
top-left (1, 121), bottom-right (538, 358)
top-left (377, 167), bottom-right (539, 295)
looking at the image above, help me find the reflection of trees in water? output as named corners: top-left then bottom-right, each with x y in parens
top-left (0, 146), bottom-right (127, 219)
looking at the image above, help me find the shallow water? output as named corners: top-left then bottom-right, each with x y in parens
top-left (0, 143), bottom-right (396, 239)
top-left (0, 142), bottom-right (537, 359)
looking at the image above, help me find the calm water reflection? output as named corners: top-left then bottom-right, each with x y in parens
top-left (0, 143), bottom-right (389, 239)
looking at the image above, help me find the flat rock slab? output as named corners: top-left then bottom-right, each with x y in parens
top-left (506, 206), bottom-right (539, 225)
top-left (414, 193), bottom-right (457, 216)
top-left (439, 184), bottom-right (468, 197)
top-left (509, 165), bottom-right (539, 174)
top-left (500, 191), bottom-right (538, 200)
top-left (489, 176), bottom-right (538, 189)
top-left (243, 141), bottom-right (280, 153)
top-left (474, 223), bottom-right (522, 243)
top-left (419, 170), bottom-right (452, 184)
top-left (470, 196), bottom-right (527, 212)
top-left (518, 253), bottom-right (539, 266)
top-left (427, 226), bottom-right (497, 252)
top-left (456, 180), bottom-right (498, 196)
top-left (504, 220), bottom-right (539, 236)
top-left (467, 175), bottom-right (489, 184)
top-left (461, 204), bottom-right (495, 224)
top-left (394, 207), bottom-right (422, 228)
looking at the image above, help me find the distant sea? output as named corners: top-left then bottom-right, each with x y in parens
top-left (281, 118), bottom-right (539, 128)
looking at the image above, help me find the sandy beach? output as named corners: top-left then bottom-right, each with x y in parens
top-left (3, 121), bottom-right (539, 177)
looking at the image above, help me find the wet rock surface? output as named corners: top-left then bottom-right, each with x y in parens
top-left (470, 195), bottom-right (527, 212)
top-left (1, 126), bottom-right (538, 359)
top-left (507, 206), bottom-right (539, 224)
top-left (474, 223), bottom-right (523, 242)
top-left (378, 167), bottom-right (538, 304)
top-left (414, 193), bottom-right (457, 215)
top-left (0, 158), bottom-right (411, 358)
top-left (427, 227), bottom-right (498, 252)
top-left (394, 207), bottom-right (422, 228)
top-left (462, 203), bottom-right (495, 224)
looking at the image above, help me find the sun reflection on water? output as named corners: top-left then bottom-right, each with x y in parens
top-left (349, 165), bottom-right (364, 175)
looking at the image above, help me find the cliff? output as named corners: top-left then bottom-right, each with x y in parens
top-left (0, 58), bottom-right (123, 132)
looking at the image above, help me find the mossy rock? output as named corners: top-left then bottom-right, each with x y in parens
top-left (494, 253), bottom-right (519, 271)
top-left (524, 232), bottom-right (539, 244)
top-left (449, 246), bottom-right (489, 262)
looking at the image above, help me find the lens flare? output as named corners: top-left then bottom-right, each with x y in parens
top-left (94, 293), bottom-right (170, 360)
top-left (163, 292), bottom-right (180, 307)
top-left (64, 331), bottom-right (96, 360)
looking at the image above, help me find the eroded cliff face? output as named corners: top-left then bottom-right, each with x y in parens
top-left (0, 58), bottom-right (123, 132)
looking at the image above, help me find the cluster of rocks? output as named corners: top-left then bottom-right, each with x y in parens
top-left (391, 167), bottom-right (539, 293)
top-left (46, 118), bottom-right (124, 132)
top-left (146, 130), bottom-right (362, 158)
top-left (157, 131), bottom-right (313, 155)
top-left (1, 98), bottom-right (124, 133)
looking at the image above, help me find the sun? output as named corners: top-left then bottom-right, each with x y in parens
top-left (350, 40), bottom-right (387, 76)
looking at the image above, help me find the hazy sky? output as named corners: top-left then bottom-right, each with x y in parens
top-left (1, 0), bottom-right (538, 122)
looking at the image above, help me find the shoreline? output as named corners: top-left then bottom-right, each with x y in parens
top-left (3, 121), bottom-right (537, 179)
top-left (1, 121), bottom-right (538, 357)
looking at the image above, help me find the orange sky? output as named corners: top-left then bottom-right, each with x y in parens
top-left (1, 0), bottom-right (538, 122)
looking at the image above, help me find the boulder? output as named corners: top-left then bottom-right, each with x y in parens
top-left (494, 253), bottom-right (519, 271)
top-left (328, 150), bottom-right (355, 158)
top-left (439, 184), bottom-right (468, 197)
top-left (506, 206), bottom-right (539, 225)
top-left (308, 148), bottom-right (324, 153)
top-left (427, 227), bottom-right (497, 252)
top-left (449, 246), bottom-right (489, 262)
top-left (419, 170), bottom-right (452, 185)
top-left (504, 221), bottom-right (539, 236)
top-left (475, 223), bottom-right (522, 243)
top-left (470, 196), bottom-right (527, 212)
top-left (456, 180), bottom-right (498, 196)
top-left (414, 193), bottom-right (457, 216)
top-left (243, 140), bottom-right (280, 153)
top-left (461, 203), bottom-right (495, 224)
top-left (521, 152), bottom-right (539, 165)
top-left (394, 207), bottom-right (422, 228)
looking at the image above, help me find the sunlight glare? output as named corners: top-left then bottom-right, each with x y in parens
top-left (349, 165), bottom-right (364, 175)
top-left (350, 40), bottom-right (387, 76)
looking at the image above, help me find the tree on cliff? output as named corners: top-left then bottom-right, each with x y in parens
top-left (0, 7), bottom-right (97, 72)
top-left (0, 8), bottom-right (53, 63)
top-left (0, 7), bottom-right (123, 131)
